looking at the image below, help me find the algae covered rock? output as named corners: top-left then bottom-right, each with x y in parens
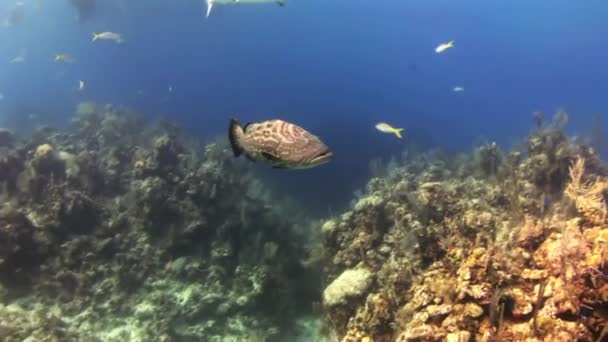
top-left (323, 267), bottom-right (374, 307)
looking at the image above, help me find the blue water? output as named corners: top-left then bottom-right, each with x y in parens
top-left (1, 0), bottom-right (607, 214)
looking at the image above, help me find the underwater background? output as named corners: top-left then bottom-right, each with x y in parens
top-left (1, 0), bottom-right (608, 341)
top-left (2, 0), bottom-right (607, 215)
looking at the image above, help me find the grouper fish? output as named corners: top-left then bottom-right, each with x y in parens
top-left (228, 118), bottom-right (333, 169)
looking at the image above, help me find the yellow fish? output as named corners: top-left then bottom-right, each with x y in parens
top-left (375, 122), bottom-right (404, 139)
top-left (54, 54), bottom-right (74, 63)
top-left (435, 40), bottom-right (454, 53)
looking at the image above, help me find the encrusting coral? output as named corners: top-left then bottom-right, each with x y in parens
top-left (319, 111), bottom-right (608, 341)
top-left (0, 102), bottom-right (318, 341)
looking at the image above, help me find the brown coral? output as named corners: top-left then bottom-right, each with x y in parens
top-left (565, 156), bottom-right (607, 225)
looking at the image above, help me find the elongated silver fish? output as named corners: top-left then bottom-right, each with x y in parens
top-left (228, 118), bottom-right (333, 169)
top-left (205, 0), bottom-right (285, 18)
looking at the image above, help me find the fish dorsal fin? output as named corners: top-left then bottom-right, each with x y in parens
top-left (242, 122), bottom-right (252, 132)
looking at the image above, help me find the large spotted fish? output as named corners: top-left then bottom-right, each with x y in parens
top-left (228, 118), bottom-right (333, 169)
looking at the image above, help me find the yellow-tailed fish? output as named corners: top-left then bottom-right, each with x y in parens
top-left (375, 122), bottom-right (404, 139)
top-left (79, 80), bottom-right (85, 91)
top-left (54, 54), bottom-right (74, 63)
top-left (453, 86), bottom-right (464, 92)
top-left (229, 118), bottom-right (332, 169)
top-left (435, 40), bottom-right (454, 53)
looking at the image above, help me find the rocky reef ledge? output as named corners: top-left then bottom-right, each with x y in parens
top-left (319, 111), bottom-right (608, 341)
top-left (0, 103), bottom-right (318, 341)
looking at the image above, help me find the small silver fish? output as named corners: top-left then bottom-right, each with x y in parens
top-left (205, 0), bottom-right (285, 17)
top-left (92, 32), bottom-right (124, 43)
top-left (9, 56), bottom-right (25, 64)
top-left (228, 118), bottom-right (332, 169)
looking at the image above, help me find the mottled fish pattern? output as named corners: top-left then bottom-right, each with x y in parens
top-left (229, 118), bottom-right (332, 169)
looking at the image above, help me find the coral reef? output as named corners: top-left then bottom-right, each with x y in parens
top-left (3, 105), bottom-right (607, 342)
top-left (0, 103), bottom-right (316, 341)
top-left (320, 111), bottom-right (608, 341)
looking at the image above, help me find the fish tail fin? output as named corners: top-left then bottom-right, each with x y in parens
top-left (229, 118), bottom-right (245, 157)
top-left (206, 0), bottom-right (213, 17)
top-left (394, 128), bottom-right (404, 139)
top-left (277, 0), bottom-right (285, 6)
top-left (92, 33), bottom-right (98, 42)
top-left (448, 40), bottom-right (454, 47)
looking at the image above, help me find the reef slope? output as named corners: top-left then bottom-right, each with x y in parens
top-left (320, 112), bottom-right (608, 341)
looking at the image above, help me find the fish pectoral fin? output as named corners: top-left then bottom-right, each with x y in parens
top-left (242, 122), bottom-right (252, 133)
top-left (261, 152), bottom-right (288, 169)
top-left (261, 152), bottom-right (282, 162)
top-left (228, 118), bottom-right (244, 157)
